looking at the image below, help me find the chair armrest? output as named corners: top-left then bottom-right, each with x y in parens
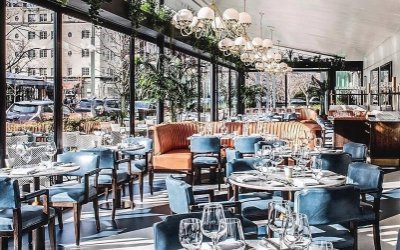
top-left (84, 168), bottom-right (100, 202)
top-left (192, 201), bottom-right (241, 214)
top-left (21, 189), bottom-right (50, 215)
top-left (193, 189), bottom-right (215, 202)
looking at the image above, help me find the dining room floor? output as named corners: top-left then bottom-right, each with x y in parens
top-left (17, 168), bottom-right (400, 249)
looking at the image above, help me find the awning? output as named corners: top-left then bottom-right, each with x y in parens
top-left (6, 72), bottom-right (52, 87)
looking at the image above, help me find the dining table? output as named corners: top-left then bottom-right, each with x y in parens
top-left (228, 168), bottom-right (346, 201)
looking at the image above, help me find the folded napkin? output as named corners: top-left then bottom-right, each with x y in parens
top-left (235, 174), bottom-right (260, 182)
top-left (293, 178), bottom-right (319, 187)
top-left (266, 180), bottom-right (285, 187)
top-left (11, 168), bottom-right (38, 175)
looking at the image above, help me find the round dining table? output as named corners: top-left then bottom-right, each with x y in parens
top-left (228, 168), bottom-right (346, 200)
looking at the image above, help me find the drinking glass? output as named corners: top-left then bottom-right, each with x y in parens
top-left (179, 218), bottom-right (203, 250)
top-left (309, 240), bottom-right (334, 250)
top-left (291, 144), bottom-right (302, 171)
top-left (267, 200), bottom-right (291, 249)
top-left (45, 142), bottom-right (57, 163)
top-left (314, 138), bottom-right (323, 152)
top-left (271, 151), bottom-right (283, 168)
top-left (15, 142), bottom-right (27, 158)
top-left (283, 213), bottom-right (312, 250)
top-left (5, 157), bottom-right (15, 169)
top-left (217, 218), bottom-right (246, 250)
top-left (201, 203), bottom-right (226, 249)
top-left (40, 153), bottom-right (51, 168)
top-left (312, 158), bottom-right (323, 180)
top-left (21, 146), bottom-right (32, 165)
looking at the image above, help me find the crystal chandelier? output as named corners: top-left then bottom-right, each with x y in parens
top-left (171, 1), bottom-right (292, 75)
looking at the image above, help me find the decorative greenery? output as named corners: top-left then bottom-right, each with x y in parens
top-left (55, 0), bottom-right (69, 6)
top-left (241, 84), bottom-right (267, 108)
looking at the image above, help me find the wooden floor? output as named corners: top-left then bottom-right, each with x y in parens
top-left (16, 169), bottom-right (400, 249)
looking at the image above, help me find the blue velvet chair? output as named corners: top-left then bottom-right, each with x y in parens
top-left (165, 175), bottom-right (240, 214)
top-left (317, 152), bottom-right (352, 176)
top-left (121, 137), bottom-right (153, 202)
top-left (234, 136), bottom-right (264, 155)
top-left (153, 211), bottom-right (258, 250)
top-left (48, 152), bottom-right (100, 246)
top-left (283, 112), bottom-right (298, 121)
top-left (80, 147), bottom-right (133, 220)
top-left (190, 136), bottom-right (221, 189)
top-left (227, 159), bottom-right (279, 221)
top-left (294, 185), bottom-right (361, 250)
top-left (225, 148), bottom-right (243, 164)
top-left (347, 162), bottom-right (384, 250)
top-left (343, 142), bottom-right (368, 162)
top-left (397, 229), bottom-right (400, 250)
top-left (0, 178), bottom-right (56, 250)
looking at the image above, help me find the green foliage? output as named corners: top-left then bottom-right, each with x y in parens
top-left (87, 0), bottom-right (111, 25)
top-left (241, 84), bottom-right (266, 108)
top-left (55, 0), bottom-right (69, 6)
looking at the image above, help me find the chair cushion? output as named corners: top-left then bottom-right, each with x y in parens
top-left (238, 193), bottom-right (279, 221)
top-left (98, 169), bottom-right (129, 184)
top-left (310, 224), bottom-right (354, 249)
top-left (193, 156), bottom-right (219, 165)
top-left (0, 206), bottom-right (55, 232)
top-left (153, 149), bottom-right (192, 171)
top-left (49, 183), bottom-right (97, 203)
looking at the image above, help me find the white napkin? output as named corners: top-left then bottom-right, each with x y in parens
top-left (11, 168), bottom-right (37, 175)
top-left (266, 181), bottom-right (285, 187)
top-left (293, 178), bottom-right (319, 187)
top-left (235, 174), bottom-right (260, 182)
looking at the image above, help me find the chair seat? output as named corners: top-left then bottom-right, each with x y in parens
top-left (310, 224), bottom-right (354, 249)
top-left (98, 169), bottom-right (129, 184)
top-left (0, 206), bottom-right (55, 232)
top-left (237, 193), bottom-right (280, 221)
top-left (193, 156), bottom-right (219, 165)
top-left (49, 183), bottom-right (97, 203)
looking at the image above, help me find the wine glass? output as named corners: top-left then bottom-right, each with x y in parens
top-left (15, 142), bottom-right (27, 158)
top-left (283, 213), bottom-right (312, 250)
top-left (21, 146), bottom-right (33, 166)
top-left (312, 158), bottom-right (323, 180)
top-left (267, 200), bottom-right (291, 249)
top-left (217, 218), bottom-right (246, 250)
top-left (309, 240), bottom-right (334, 250)
top-left (201, 203), bottom-right (226, 249)
top-left (45, 142), bottom-right (57, 163)
top-left (291, 144), bottom-right (302, 172)
top-left (179, 218), bottom-right (203, 250)
top-left (314, 138), bottom-right (323, 152)
top-left (271, 151), bottom-right (283, 169)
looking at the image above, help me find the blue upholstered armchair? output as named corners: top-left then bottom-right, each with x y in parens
top-left (234, 136), bottom-right (264, 155)
top-left (153, 211), bottom-right (258, 250)
top-left (165, 175), bottom-right (240, 214)
top-left (48, 152), bottom-right (100, 246)
top-left (121, 137), bottom-right (153, 202)
top-left (190, 136), bottom-right (221, 189)
top-left (0, 177), bottom-right (56, 250)
top-left (80, 147), bottom-right (134, 220)
top-left (347, 162), bottom-right (384, 250)
top-left (294, 186), bottom-right (361, 250)
top-left (317, 152), bottom-right (352, 176)
top-left (343, 142), bottom-right (368, 162)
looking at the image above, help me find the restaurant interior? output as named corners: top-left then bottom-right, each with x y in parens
top-left (1, 0), bottom-right (400, 249)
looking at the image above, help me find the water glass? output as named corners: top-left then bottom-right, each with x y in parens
top-left (283, 213), bottom-right (312, 250)
top-left (201, 203), bottom-right (226, 248)
top-left (314, 138), bottom-right (323, 151)
top-left (179, 218), bottom-right (203, 250)
top-left (45, 142), bottom-right (57, 162)
top-left (217, 218), bottom-right (246, 250)
top-left (5, 157), bottom-right (15, 169)
top-left (309, 240), bottom-right (334, 250)
top-left (40, 153), bottom-right (52, 168)
top-left (267, 200), bottom-right (291, 249)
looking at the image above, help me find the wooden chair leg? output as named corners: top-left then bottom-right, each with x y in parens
top-left (139, 173), bottom-right (144, 202)
top-left (73, 203), bottom-right (82, 246)
top-left (128, 181), bottom-right (134, 208)
top-left (48, 217), bottom-right (56, 250)
top-left (57, 209), bottom-right (63, 230)
top-left (149, 170), bottom-right (154, 195)
top-left (0, 237), bottom-right (8, 250)
top-left (93, 198), bottom-right (101, 232)
top-left (373, 222), bottom-right (381, 250)
top-left (111, 187), bottom-right (117, 221)
top-left (122, 183), bottom-right (126, 197)
top-left (217, 165), bottom-right (221, 191)
top-left (104, 188), bottom-right (110, 201)
top-left (28, 231), bottom-right (32, 246)
top-left (13, 232), bottom-right (22, 250)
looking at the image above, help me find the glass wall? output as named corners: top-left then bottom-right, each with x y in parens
top-left (335, 71), bottom-right (362, 105)
top-left (5, 0), bottom-right (55, 166)
top-left (287, 72), bottom-right (321, 107)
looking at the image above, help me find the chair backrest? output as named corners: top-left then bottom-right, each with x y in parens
top-left (57, 152), bottom-right (100, 177)
top-left (226, 158), bottom-right (256, 178)
top-left (346, 162), bottom-right (383, 199)
top-left (317, 152), bottom-right (352, 176)
top-left (254, 140), bottom-right (287, 152)
top-left (234, 136), bottom-right (263, 154)
top-left (397, 229), bottom-right (400, 250)
top-left (190, 136), bottom-right (220, 154)
top-left (0, 177), bottom-right (20, 209)
top-left (225, 149), bottom-right (243, 164)
top-left (122, 137), bottom-right (153, 156)
top-left (165, 175), bottom-right (195, 214)
top-left (295, 185), bottom-right (360, 225)
top-left (343, 142), bottom-right (368, 162)
top-left (80, 148), bottom-right (115, 170)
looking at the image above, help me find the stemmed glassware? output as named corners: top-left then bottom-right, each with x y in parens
top-left (16, 142), bottom-right (32, 166)
top-left (267, 200), bottom-right (291, 249)
top-left (179, 218), bottom-right (203, 250)
top-left (291, 144), bottom-right (302, 173)
top-left (309, 240), bottom-right (334, 250)
top-left (217, 218), bottom-right (246, 250)
top-left (282, 213), bottom-right (312, 250)
top-left (201, 203), bottom-right (226, 249)
top-left (314, 137), bottom-right (323, 152)
top-left (45, 141), bottom-right (57, 165)
top-left (271, 150), bottom-right (283, 169)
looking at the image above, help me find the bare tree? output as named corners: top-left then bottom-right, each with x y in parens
top-left (287, 72), bottom-right (320, 104)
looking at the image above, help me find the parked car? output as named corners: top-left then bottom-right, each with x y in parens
top-left (74, 98), bottom-right (105, 113)
top-left (309, 97), bottom-right (320, 105)
top-left (134, 101), bottom-right (157, 120)
top-left (6, 100), bottom-right (74, 122)
top-left (289, 98), bottom-right (307, 106)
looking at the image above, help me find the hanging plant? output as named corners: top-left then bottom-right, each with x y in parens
top-left (87, 0), bottom-right (112, 25)
top-left (55, 0), bottom-right (69, 6)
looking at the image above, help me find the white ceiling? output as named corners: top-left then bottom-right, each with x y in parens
top-left (167, 0), bottom-right (400, 61)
